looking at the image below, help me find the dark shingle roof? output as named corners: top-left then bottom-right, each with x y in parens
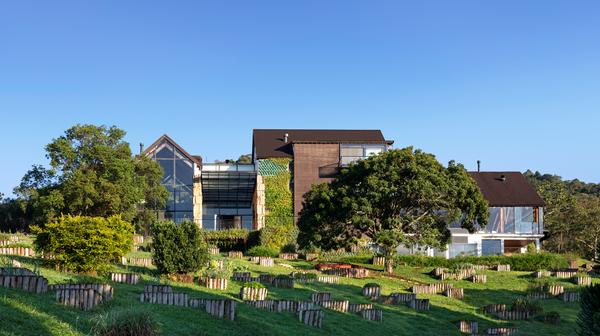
top-left (469, 172), bottom-right (545, 207)
top-left (252, 129), bottom-right (388, 159)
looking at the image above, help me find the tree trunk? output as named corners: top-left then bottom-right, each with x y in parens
top-left (384, 256), bottom-right (394, 274)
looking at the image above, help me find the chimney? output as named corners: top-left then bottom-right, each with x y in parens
top-left (477, 160), bottom-right (481, 172)
top-left (139, 143), bottom-right (144, 155)
top-left (284, 133), bottom-right (289, 143)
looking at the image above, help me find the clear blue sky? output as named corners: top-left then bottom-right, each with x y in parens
top-left (1, 1), bottom-right (599, 197)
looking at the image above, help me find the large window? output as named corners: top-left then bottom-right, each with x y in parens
top-left (340, 144), bottom-right (385, 166)
top-left (149, 141), bottom-right (194, 223)
top-left (480, 207), bottom-right (543, 234)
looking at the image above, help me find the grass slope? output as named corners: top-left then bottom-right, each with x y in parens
top-left (0, 252), bottom-right (596, 336)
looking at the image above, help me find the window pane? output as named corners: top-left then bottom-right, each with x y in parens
top-left (158, 160), bottom-right (174, 185)
top-left (155, 143), bottom-right (174, 159)
top-left (174, 185), bottom-right (193, 212)
top-left (504, 207), bottom-right (515, 233)
top-left (340, 146), bottom-right (363, 156)
top-left (365, 147), bottom-right (383, 156)
top-left (175, 158), bottom-right (193, 185)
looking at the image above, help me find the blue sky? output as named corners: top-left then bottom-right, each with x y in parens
top-left (1, 1), bottom-right (599, 197)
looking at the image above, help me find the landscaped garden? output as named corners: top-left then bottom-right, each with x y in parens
top-left (1, 231), bottom-right (598, 336)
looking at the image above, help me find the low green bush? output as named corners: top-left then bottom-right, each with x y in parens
top-left (364, 283), bottom-right (380, 288)
top-left (246, 246), bottom-right (279, 257)
top-left (318, 250), bottom-right (374, 264)
top-left (201, 259), bottom-right (233, 279)
top-left (151, 220), bottom-right (208, 275)
top-left (201, 229), bottom-right (250, 251)
top-left (33, 215), bottom-right (133, 273)
top-left (90, 309), bottom-right (159, 336)
top-left (243, 281), bottom-right (265, 289)
top-left (393, 253), bottom-right (568, 271)
top-left (511, 297), bottom-right (543, 314)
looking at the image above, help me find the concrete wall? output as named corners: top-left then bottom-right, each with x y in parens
top-left (193, 176), bottom-right (203, 228)
top-left (253, 174), bottom-right (265, 229)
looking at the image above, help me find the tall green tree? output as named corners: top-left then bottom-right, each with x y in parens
top-left (15, 124), bottom-right (168, 227)
top-left (573, 194), bottom-right (600, 260)
top-left (298, 147), bottom-right (488, 273)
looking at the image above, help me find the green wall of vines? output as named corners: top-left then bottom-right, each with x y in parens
top-left (258, 158), bottom-right (296, 249)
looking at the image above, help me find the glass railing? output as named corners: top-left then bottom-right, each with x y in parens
top-left (201, 163), bottom-right (256, 172)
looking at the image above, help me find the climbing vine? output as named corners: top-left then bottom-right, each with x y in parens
top-left (258, 158), bottom-right (296, 250)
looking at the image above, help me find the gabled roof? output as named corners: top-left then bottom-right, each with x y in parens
top-left (252, 129), bottom-right (390, 159)
top-left (469, 171), bottom-right (545, 207)
top-left (143, 134), bottom-right (202, 166)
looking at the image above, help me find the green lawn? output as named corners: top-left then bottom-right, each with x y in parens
top-left (0, 253), bottom-right (596, 336)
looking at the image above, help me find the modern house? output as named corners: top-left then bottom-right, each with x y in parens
top-left (144, 130), bottom-right (545, 257)
top-left (143, 129), bottom-right (393, 230)
top-left (402, 171), bottom-right (545, 258)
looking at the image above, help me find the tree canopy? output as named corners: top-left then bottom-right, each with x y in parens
top-left (13, 124), bottom-right (168, 228)
top-left (525, 170), bottom-right (600, 259)
top-left (298, 147), bottom-right (488, 272)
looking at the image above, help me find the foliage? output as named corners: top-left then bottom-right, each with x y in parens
top-left (364, 282), bottom-right (380, 288)
top-left (90, 309), bottom-right (160, 336)
top-left (201, 259), bottom-right (233, 279)
top-left (298, 148), bottom-right (488, 273)
top-left (260, 158), bottom-right (296, 250)
top-left (201, 229), bottom-right (250, 251)
top-left (13, 124), bottom-right (168, 227)
top-left (242, 281), bottom-right (265, 289)
top-left (511, 297), bottom-right (543, 314)
top-left (246, 245), bottom-right (279, 257)
top-left (236, 154), bottom-right (253, 164)
top-left (280, 243), bottom-right (298, 253)
top-left (33, 215), bottom-right (133, 273)
top-left (393, 253), bottom-right (568, 271)
top-left (525, 170), bottom-right (600, 260)
top-left (578, 284), bottom-right (600, 335)
top-left (317, 249), bottom-right (375, 264)
top-left (150, 220), bottom-right (208, 274)
top-left (0, 198), bottom-right (29, 232)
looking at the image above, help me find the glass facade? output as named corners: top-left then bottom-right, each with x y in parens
top-left (480, 207), bottom-right (543, 234)
top-left (201, 168), bottom-right (256, 230)
top-left (148, 140), bottom-right (195, 223)
top-left (340, 144), bottom-right (386, 166)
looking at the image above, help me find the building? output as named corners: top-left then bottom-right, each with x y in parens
top-left (144, 130), bottom-right (546, 258)
top-left (403, 171), bottom-right (545, 258)
top-left (143, 129), bottom-right (393, 230)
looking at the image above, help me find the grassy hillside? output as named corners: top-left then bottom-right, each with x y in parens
top-left (0, 252), bottom-right (596, 336)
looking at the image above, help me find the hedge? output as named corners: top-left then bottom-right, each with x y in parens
top-left (201, 229), bottom-right (250, 251)
top-left (393, 253), bottom-right (569, 271)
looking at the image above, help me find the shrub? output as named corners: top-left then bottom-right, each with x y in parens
top-left (201, 259), bottom-right (233, 279)
top-left (243, 281), bottom-right (265, 289)
top-left (33, 215), bottom-right (133, 273)
top-left (364, 282), bottom-right (380, 288)
top-left (511, 297), bottom-right (543, 314)
top-left (201, 229), bottom-right (250, 251)
top-left (150, 220), bottom-right (208, 275)
top-left (578, 284), bottom-right (600, 335)
top-left (318, 250), bottom-right (374, 264)
top-left (280, 242), bottom-right (298, 253)
top-left (247, 246), bottom-right (279, 257)
top-left (91, 310), bottom-right (159, 336)
top-left (393, 253), bottom-right (568, 271)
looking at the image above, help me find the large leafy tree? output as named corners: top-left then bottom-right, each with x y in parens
top-left (573, 194), bottom-right (600, 261)
top-left (14, 124), bottom-right (168, 227)
top-left (298, 147), bottom-right (488, 273)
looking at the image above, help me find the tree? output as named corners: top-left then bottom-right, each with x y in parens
top-left (14, 124), bottom-right (168, 227)
top-left (298, 147), bottom-right (488, 273)
top-left (573, 194), bottom-right (600, 261)
top-left (237, 154), bottom-right (252, 164)
top-left (578, 284), bottom-right (600, 335)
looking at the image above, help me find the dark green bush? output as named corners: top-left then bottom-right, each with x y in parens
top-left (247, 245), bottom-right (279, 257)
top-left (364, 283), bottom-right (380, 288)
top-left (33, 215), bottom-right (133, 273)
top-left (280, 242), bottom-right (298, 253)
top-left (393, 253), bottom-right (568, 271)
top-left (201, 229), bottom-right (250, 251)
top-left (91, 310), bottom-right (159, 336)
top-left (151, 220), bottom-right (208, 274)
top-left (511, 297), bottom-right (543, 314)
top-left (578, 284), bottom-right (600, 335)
